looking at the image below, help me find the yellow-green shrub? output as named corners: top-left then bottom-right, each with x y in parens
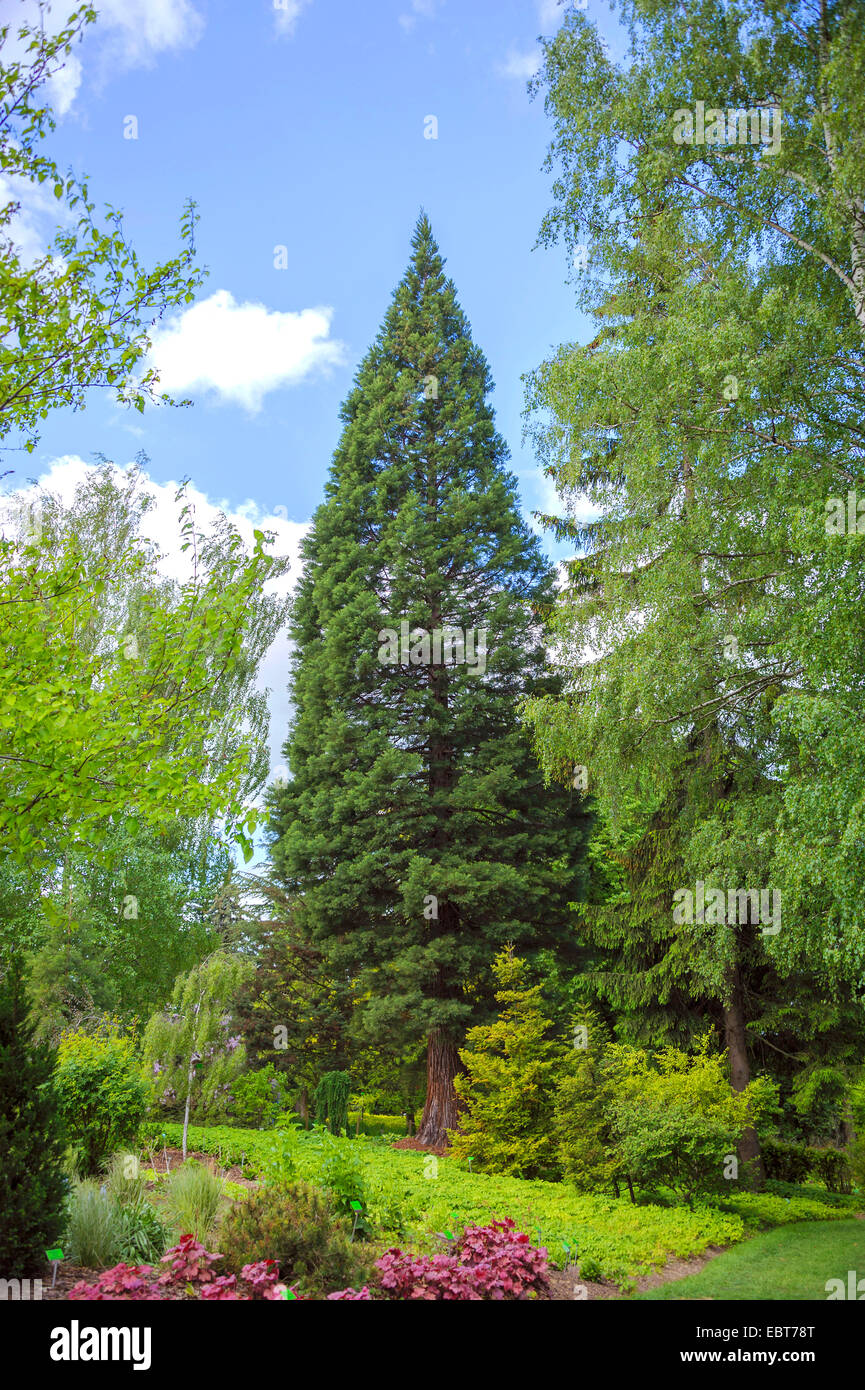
top-left (54, 1023), bottom-right (147, 1176)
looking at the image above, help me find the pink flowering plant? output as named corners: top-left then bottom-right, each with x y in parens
top-left (67, 1219), bottom-right (548, 1302)
top-left (68, 1238), bottom-right (288, 1301)
top-left (332, 1218), bottom-right (550, 1301)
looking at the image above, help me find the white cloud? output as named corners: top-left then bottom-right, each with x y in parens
top-left (148, 289), bottom-right (346, 411)
top-left (496, 47), bottom-right (541, 80)
top-left (272, 0), bottom-right (312, 38)
top-left (537, 0), bottom-right (565, 28)
top-left (399, 0), bottom-right (438, 33)
top-left (2, 456), bottom-right (309, 786)
top-left (0, 173), bottom-right (70, 265)
top-left (497, 1), bottom-right (574, 84)
top-left (9, 0), bottom-right (205, 119)
top-left (90, 0), bottom-right (205, 70)
top-left (46, 53), bottom-right (83, 117)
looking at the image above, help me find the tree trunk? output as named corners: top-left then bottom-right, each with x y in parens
top-left (182, 1059), bottom-right (195, 1160)
top-left (297, 1086), bottom-right (309, 1128)
top-left (725, 962), bottom-right (764, 1187)
top-left (415, 1029), bottom-right (460, 1147)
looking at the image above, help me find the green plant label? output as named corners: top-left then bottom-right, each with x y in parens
top-left (46, 1248), bottom-right (63, 1261)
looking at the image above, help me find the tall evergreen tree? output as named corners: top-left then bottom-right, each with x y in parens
top-left (521, 1), bottom-right (865, 1160)
top-left (268, 215), bottom-right (589, 1146)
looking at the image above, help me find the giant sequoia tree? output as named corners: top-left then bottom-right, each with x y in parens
top-left (268, 215), bottom-right (589, 1146)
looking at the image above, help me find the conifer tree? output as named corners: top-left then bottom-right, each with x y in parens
top-left (0, 956), bottom-right (67, 1275)
top-left (268, 215), bottom-right (589, 1146)
top-left (450, 947), bottom-right (561, 1178)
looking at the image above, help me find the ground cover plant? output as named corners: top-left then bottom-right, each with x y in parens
top-left (159, 1122), bottom-right (852, 1290)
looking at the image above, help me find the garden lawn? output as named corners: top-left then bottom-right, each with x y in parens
top-left (632, 1220), bottom-right (865, 1300)
top-left (153, 1123), bottom-right (854, 1290)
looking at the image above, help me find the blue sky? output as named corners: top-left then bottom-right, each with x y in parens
top-left (5, 0), bottom-right (623, 799)
top-left (17, 0), bottom-right (625, 524)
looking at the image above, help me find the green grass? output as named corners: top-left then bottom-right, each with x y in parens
top-left (153, 1120), bottom-right (854, 1290)
top-left (347, 1111), bottom-right (407, 1138)
top-left (632, 1220), bottom-right (865, 1300)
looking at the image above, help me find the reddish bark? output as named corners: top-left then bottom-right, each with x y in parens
top-left (415, 1029), bottom-right (461, 1148)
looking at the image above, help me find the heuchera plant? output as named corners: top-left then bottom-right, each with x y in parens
top-left (68, 1240), bottom-right (288, 1301)
top-left (333, 1218), bottom-right (550, 1301)
top-left (68, 1220), bottom-right (548, 1302)
top-left (157, 1233), bottom-right (223, 1287)
top-left (68, 1264), bottom-right (162, 1302)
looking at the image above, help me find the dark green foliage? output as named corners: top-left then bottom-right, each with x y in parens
top-left (759, 1138), bottom-right (851, 1193)
top-left (848, 1137), bottom-right (865, 1194)
top-left (233, 908), bottom-right (352, 1109)
top-left (314, 1071), bottom-right (351, 1137)
top-left (810, 1148), bottom-right (852, 1196)
top-left (760, 1138), bottom-right (813, 1186)
top-left (268, 213), bottom-right (590, 1141)
top-left (219, 1181), bottom-right (372, 1297)
top-left (230, 1063), bottom-right (287, 1128)
top-left (0, 957), bottom-right (67, 1275)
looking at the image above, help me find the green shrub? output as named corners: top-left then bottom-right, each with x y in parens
top-left (811, 1146), bottom-right (852, 1194)
top-left (555, 1009), bottom-right (619, 1194)
top-left (764, 1179), bottom-right (859, 1210)
top-left (314, 1071), bottom-right (351, 1137)
top-left (0, 956), bottom-right (67, 1275)
top-left (164, 1159), bottom-right (223, 1242)
top-left (577, 1253), bottom-right (603, 1282)
top-left (791, 1065), bottom-right (851, 1137)
top-left (314, 1127), bottom-right (368, 1226)
top-left (258, 1118), bottom-right (301, 1185)
top-left (66, 1181), bottom-right (123, 1267)
top-left (609, 1038), bottom-right (778, 1204)
top-left (709, 1190), bottom-right (852, 1229)
top-left (760, 1137), bottom-right (813, 1185)
top-left (847, 1135), bottom-right (865, 1193)
top-left (114, 1198), bottom-right (168, 1264)
top-left (219, 1180), bottom-right (372, 1297)
top-left (230, 1063), bottom-right (287, 1128)
top-left (54, 1023), bottom-right (147, 1176)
